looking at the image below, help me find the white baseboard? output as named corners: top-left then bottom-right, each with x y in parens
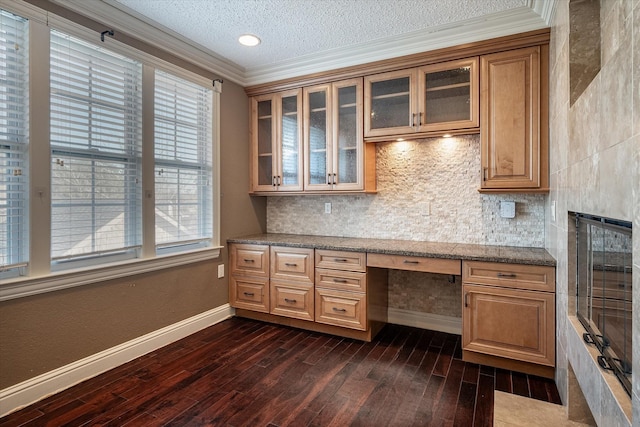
top-left (0, 304), bottom-right (234, 417)
top-left (387, 307), bottom-right (462, 335)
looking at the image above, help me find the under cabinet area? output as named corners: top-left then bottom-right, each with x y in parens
top-left (461, 260), bottom-right (556, 378)
top-left (364, 57), bottom-right (479, 139)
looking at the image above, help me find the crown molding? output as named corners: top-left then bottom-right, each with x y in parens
top-left (243, 6), bottom-right (548, 86)
top-left (531, 0), bottom-right (558, 26)
top-left (47, 0), bottom-right (247, 86)
top-left (31, 1), bottom-right (549, 88)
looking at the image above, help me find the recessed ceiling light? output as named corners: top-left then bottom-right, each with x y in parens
top-left (238, 34), bottom-right (261, 47)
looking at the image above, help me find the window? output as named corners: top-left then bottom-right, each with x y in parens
top-left (0, 4), bottom-right (220, 298)
top-left (0, 10), bottom-right (28, 277)
top-left (154, 70), bottom-right (213, 252)
top-left (50, 30), bottom-right (142, 268)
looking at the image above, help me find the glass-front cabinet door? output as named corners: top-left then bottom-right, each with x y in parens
top-left (304, 78), bottom-right (363, 191)
top-left (251, 89), bottom-right (303, 192)
top-left (417, 58), bottom-right (479, 132)
top-left (364, 69), bottom-right (416, 138)
top-left (333, 79), bottom-right (363, 190)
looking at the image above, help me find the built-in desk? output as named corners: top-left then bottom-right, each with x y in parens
top-left (228, 234), bottom-right (556, 377)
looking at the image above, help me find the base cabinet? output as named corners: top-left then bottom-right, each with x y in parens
top-left (462, 261), bottom-right (555, 377)
top-left (230, 243), bottom-right (387, 341)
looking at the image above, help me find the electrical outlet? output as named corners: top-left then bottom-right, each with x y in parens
top-left (324, 202), bottom-right (331, 214)
top-left (217, 264), bottom-right (224, 278)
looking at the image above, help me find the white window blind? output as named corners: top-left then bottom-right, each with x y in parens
top-left (0, 10), bottom-right (28, 274)
top-left (154, 70), bottom-right (213, 250)
top-left (50, 30), bottom-right (142, 264)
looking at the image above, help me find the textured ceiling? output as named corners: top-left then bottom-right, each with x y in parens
top-left (112, 0), bottom-right (530, 70)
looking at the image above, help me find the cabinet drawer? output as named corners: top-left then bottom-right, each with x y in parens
top-left (463, 261), bottom-right (555, 292)
top-left (367, 253), bottom-right (461, 275)
top-left (315, 250), bottom-right (366, 272)
top-left (271, 246), bottom-right (314, 283)
top-left (230, 244), bottom-right (269, 277)
top-left (230, 276), bottom-right (269, 313)
top-left (270, 280), bottom-right (314, 321)
top-left (315, 288), bottom-right (366, 331)
top-left (316, 268), bottom-right (366, 292)
top-left (462, 283), bottom-right (555, 367)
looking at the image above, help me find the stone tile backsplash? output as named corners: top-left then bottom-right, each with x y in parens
top-left (267, 135), bottom-right (546, 248)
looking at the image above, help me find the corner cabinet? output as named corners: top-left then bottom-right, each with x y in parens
top-left (304, 78), bottom-right (375, 192)
top-left (250, 89), bottom-right (303, 192)
top-left (480, 46), bottom-right (549, 192)
top-left (363, 57), bottom-right (479, 140)
top-left (462, 260), bottom-right (555, 378)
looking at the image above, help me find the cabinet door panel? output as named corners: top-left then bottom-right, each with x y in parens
top-left (418, 58), bottom-right (479, 132)
top-left (315, 288), bottom-right (366, 330)
top-left (364, 70), bottom-right (416, 137)
top-left (334, 79), bottom-right (364, 190)
top-left (230, 243), bottom-right (269, 278)
top-left (270, 280), bottom-right (314, 321)
top-left (463, 284), bottom-right (554, 366)
top-left (252, 96), bottom-right (277, 191)
top-left (230, 276), bottom-right (269, 313)
top-left (279, 91), bottom-right (303, 190)
top-left (271, 246), bottom-right (314, 283)
top-left (481, 47), bottom-right (540, 189)
top-left (304, 85), bottom-right (332, 190)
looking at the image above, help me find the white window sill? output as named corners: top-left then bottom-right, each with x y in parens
top-left (0, 246), bottom-right (222, 302)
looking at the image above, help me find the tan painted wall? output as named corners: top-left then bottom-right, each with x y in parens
top-left (0, 1), bottom-right (266, 389)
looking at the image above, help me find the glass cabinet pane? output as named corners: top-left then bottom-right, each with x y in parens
top-left (308, 90), bottom-right (328, 185)
top-left (369, 77), bottom-right (410, 130)
top-left (280, 94), bottom-right (300, 186)
top-left (256, 100), bottom-right (273, 186)
top-left (424, 66), bottom-right (471, 124)
top-left (336, 85), bottom-right (358, 184)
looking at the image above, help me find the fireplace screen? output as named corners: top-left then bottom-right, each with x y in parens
top-left (576, 213), bottom-right (632, 396)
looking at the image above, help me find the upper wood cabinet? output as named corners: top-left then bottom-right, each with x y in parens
top-left (480, 46), bottom-right (549, 192)
top-left (364, 57), bottom-right (479, 139)
top-left (250, 89), bottom-right (303, 193)
top-left (304, 78), bottom-right (373, 192)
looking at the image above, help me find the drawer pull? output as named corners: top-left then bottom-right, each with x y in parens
top-left (284, 262), bottom-right (298, 267)
top-left (332, 307), bottom-right (347, 313)
top-left (284, 298), bottom-right (297, 304)
top-left (243, 259), bottom-right (255, 263)
top-left (243, 292), bottom-right (255, 297)
top-left (333, 278), bottom-right (348, 283)
top-left (334, 258), bottom-right (349, 262)
top-left (403, 260), bottom-right (419, 264)
top-left (497, 273), bottom-right (517, 278)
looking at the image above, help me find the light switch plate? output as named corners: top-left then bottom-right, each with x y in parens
top-left (217, 264), bottom-right (224, 278)
top-left (499, 201), bottom-right (516, 218)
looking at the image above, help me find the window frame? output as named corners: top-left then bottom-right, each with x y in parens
top-left (0, 3), bottom-right (221, 301)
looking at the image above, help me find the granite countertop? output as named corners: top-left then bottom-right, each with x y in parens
top-left (227, 233), bottom-right (556, 267)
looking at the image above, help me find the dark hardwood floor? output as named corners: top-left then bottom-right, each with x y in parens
top-left (0, 317), bottom-right (561, 426)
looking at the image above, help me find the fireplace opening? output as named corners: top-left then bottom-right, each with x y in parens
top-left (575, 213), bottom-right (632, 396)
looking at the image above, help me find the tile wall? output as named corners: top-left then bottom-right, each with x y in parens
top-left (547, 0), bottom-right (640, 425)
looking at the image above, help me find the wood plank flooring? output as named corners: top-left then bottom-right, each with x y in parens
top-left (0, 317), bottom-right (562, 426)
